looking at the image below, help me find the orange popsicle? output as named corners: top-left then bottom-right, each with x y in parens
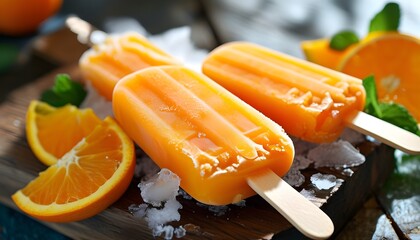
top-left (202, 42), bottom-right (366, 143)
top-left (79, 32), bottom-right (181, 100)
top-left (113, 66), bottom-right (335, 239)
top-left (113, 66), bottom-right (294, 205)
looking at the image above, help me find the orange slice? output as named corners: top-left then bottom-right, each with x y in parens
top-left (338, 32), bottom-right (420, 122)
top-left (12, 117), bottom-right (135, 222)
top-left (26, 100), bottom-right (101, 166)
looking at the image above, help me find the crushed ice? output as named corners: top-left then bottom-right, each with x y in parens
top-left (129, 169), bottom-right (185, 239)
top-left (298, 173), bottom-right (344, 207)
top-left (310, 173), bottom-right (343, 190)
top-left (341, 168), bottom-right (354, 177)
top-left (139, 169), bottom-right (181, 207)
top-left (291, 137), bottom-right (318, 155)
top-left (196, 203), bottom-right (230, 217)
top-left (104, 17), bottom-right (149, 36)
top-left (339, 128), bottom-right (366, 145)
top-left (283, 152), bottom-right (313, 187)
top-left (134, 148), bottom-right (160, 180)
top-left (80, 81), bottom-right (113, 119)
top-left (283, 167), bottom-right (305, 187)
top-left (178, 189), bottom-right (193, 200)
top-left (284, 130), bottom-right (365, 187)
top-left (149, 27), bottom-right (208, 72)
top-left (308, 140), bottom-right (365, 168)
top-left (299, 189), bottom-right (324, 208)
top-left (292, 155), bottom-right (312, 170)
top-left (196, 199), bottom-right (246, 217)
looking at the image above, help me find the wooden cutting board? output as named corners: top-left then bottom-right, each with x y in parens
top-left (0, 64), bottom-right (395, 239)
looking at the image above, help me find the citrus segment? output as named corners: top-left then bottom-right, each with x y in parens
top-left (301, 38), bottom-right (347, 69)
top-left (26, 100), bottom-right (101, 166)
top-left (12, 117), bottom-right (135, 222)
top-left (338, 33), bottom-right (420, 122)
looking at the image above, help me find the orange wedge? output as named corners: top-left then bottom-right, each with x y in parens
top-left (301, 32), bottom-right (386, 70)
top-left (12, 117), bottom-right (135, 222)
top-left (301, 38), bottom-right (349, 69)
top-left (26, 100), bottom-right (101, 166)
top-left (337, 32), bottom-right (420, 122)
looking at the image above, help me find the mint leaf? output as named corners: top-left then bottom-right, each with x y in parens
top-left (369, 2), bottom-right (400, 32)
top-left (363, 76), bottom-right (382, 117)
top-left (329, 30), bottom-right (359, 50)
top-left (40, 74), bottom-right (87, 107)
top-left (379, 103), bottom-right (420, 135)
top-left (363, 75), bottom-right (420, 136)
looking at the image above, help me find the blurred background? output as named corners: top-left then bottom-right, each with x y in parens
top-left (1, 0), bottom-right (420, 84)
top-left (58, 0), bottom-right (420, 56)
top-left (1, 0), bottom-right (419, 239)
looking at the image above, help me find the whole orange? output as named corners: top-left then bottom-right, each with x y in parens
top-left (0, 0), bottom-right (62, 36)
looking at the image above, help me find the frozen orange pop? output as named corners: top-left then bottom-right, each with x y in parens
top-left (203, 42), bottom-right (365, 143)
top-left (79, 32), bottom-right (181, 100)
top-left (113, 66), bottom-right (334, 239)
top-left (203, 42), bottom-right (420, 154)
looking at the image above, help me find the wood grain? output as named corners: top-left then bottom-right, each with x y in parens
top-left (0, 65), bottom-right (395, 239)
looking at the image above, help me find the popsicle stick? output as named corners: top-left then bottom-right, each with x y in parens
top-left (345, 111), bottom-right (420, 155)
top-left (247, 169), bottom-right (334, 239)
top-left (66, 15), bottom-right (107, 46)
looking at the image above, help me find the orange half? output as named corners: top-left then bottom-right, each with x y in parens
top-left (13, 117), bottom-right (135, 222)
top-left (338, 32), bottom-right (420, 122)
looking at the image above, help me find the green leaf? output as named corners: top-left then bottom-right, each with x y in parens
top-left (40, 74), bottom-right (87, 107)
top-left (362, 75), bottom-right (420, 136)
top-left (362, 76), bottom-right (382, 117)
top-left (378, 103), bottom-right (420, 135)
top-left (369, 2), bottom-right (400, 32)
top-left (329, 30), bottom-right (359, 50)
top-left (0, 43), bottom-right (19, 73)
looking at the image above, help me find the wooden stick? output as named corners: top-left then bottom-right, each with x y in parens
top-left (247, 169), bottom-right (334, 239)
top-left (346, 111), bottom-right (420, 155)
